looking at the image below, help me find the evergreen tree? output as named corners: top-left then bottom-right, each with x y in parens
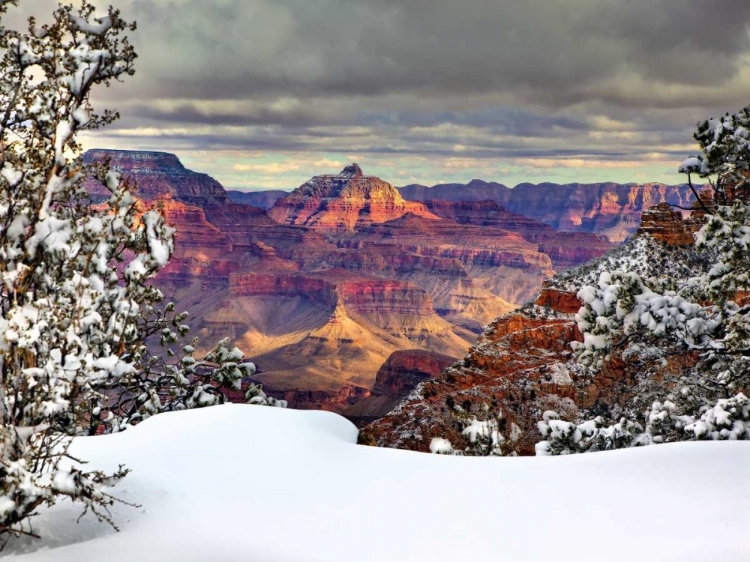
top-left (0, 1), bottom-right (281, 539)
top-left (536, 103), bottom-right (750, 455)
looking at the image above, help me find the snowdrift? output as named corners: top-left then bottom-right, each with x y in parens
top-left (5, 404), bottom-right (749, 561)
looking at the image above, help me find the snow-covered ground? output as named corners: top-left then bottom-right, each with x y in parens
top-left (5, 404), bottom-right (749, 561)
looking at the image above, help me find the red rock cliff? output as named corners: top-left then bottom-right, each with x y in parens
top-left (371, 350), bottom-right (457, 398)
top-left (268, 164), bottom-right (438, 230)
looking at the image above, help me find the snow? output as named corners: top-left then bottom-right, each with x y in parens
top-left (142, 210), bottom-right (173, 267)
top-left (5, 404), bottom-right (749, 562)
top-left (678, 156), bottom-right (705, 175)
top-left (428, 437), bottom-right (453, 454)
top-left (69, 15), bottom-right (113, 36)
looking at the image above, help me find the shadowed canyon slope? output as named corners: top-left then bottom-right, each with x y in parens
top-left (86, 150), bottom-right (614, 412)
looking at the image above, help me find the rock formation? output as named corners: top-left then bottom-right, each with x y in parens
top-left (636, 199), bottom-right (711, 246)
top-left (268, 164), bottom-right (438, 230)
top-left (84, 149), bottom-right (227, 204)
top-left (226, 189), bottom-right (288, 209)
top-left (371, 350), bottom-right (457, 398)
top-left (344, 350), bottom-right (456, 426)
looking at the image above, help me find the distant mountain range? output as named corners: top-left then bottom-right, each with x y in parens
top-left (400, 179), bottom-right (696, 242)
top-left (225, 189), bottom-right (289, 209)
top-left (229, 178), bottom-right (696, 242)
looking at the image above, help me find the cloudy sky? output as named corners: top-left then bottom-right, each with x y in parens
top-left (19, 0), bottom-right (750, 189)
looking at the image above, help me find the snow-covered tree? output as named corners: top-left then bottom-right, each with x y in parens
top-left (0, 1), bottom-right (280, 540)
top-left (536, 393), bottom-right (750, 455)
top-left (678, 106), bottom-right (750, 207)
top-left (536, 103), bottom-right (750, 455)
top-left (429, 407), bottom-right (522, 456)
top-left (573, 107), bottom-right (750, 400)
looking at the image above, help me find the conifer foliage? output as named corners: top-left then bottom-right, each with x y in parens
top-left (429, 408), bottom-right (522, 456)
top-left (537, 104), bottom-right (750, 455)
top-left (0, 1), bottom-right (279, 540)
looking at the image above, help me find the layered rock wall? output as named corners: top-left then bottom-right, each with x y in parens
top-left (229, 272), bottom-right (339, 308)
top-left (84, 149), bottom-right (228, 204)
top-left (268, 164), bottom-right (438, 230)
top-left (338, 280), bottom-right (434, 317)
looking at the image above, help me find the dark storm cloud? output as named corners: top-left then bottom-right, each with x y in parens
top-left (127, 101), bottom-right (590, 138)
top-left (129, 102), bottom-right (342, 128)
top-left (112, 0), bottom-right (750, 101)
top-left (13, 0), bottom-right (744, 186)
top-left (108, 0), bottom-right (750, 122)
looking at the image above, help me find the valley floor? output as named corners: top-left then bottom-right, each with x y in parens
top-left (5, 405), bottom-right (748, 561)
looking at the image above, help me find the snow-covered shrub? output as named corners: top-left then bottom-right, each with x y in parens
top-left (429, 408), bottom-right (518, 456)
top-left (684, 393), bottom-right (750, 440)
top-left (536, 410), bottom-right (649, 455)
top-left (99, 336), bottom-right (285, 433)
top-left (244, 381), bottom-right (288, 408)
top-left (678, 106), bottom-right (750, 206)
top-left (461, 417), bottom-right (504, 456)
top-left (536, 393), bottom-right (750, 455)
top-left (573, 270), bottom-right (712, 369)
top-left (0, 1), bottom-right (279, 540)
top-left (535, 410), bottom-right (583, 455)
top-left (534, 409), bottom-right (642, 455)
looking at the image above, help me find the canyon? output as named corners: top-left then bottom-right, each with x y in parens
top-left (359, 206), bottom-right (711, 455)
top-left (85, 150), bottom-right (614, 414)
